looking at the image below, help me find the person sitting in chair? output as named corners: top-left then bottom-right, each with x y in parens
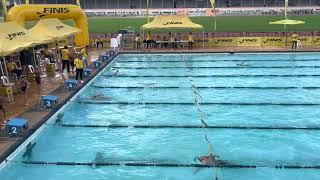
top-left (6, 61), bottom-right (22, 78)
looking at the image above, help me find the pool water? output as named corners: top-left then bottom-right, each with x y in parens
top-left (2, 53), bottom-right (320, 179)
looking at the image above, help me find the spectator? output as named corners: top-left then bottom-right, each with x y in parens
top-left (188, 32), bottom-right (194, 50)
top-left (69, 48), bottom-right (75, 74)
top-left (146, 31), bottom-right (153, 48)
top-left (19, 75), bottom-right (30, 105)
top-left (6, 61), bottom-right (22, 78)
top-left (61, 46), bottom-right (70, 73)
top-left (81, 46), bottom-right (89, 67)
top-left (96, 38), bottom-right (104, 48)
top-left (0, 101), bottom-right (5, 123)
top-left (74, 54), bottom-right (84, 83)
top-left (291, 32), bottom-right (299, 49)
top-left (20, 48), bottom-right (33, 72)
top-left (135, 34), bottom-right (141, 50)
top-left (42, 48), bottom-right (54, 63)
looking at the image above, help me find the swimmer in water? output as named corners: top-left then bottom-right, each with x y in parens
top-left (55, 113), bottom-right (64, 125)
top-left (198, 154), bottom-right (220, 165)
top-left (91, 152), bottom-right (105, 168)
top-left (113, 70), bottom-right (119, 76)
top-left (22, 142), bottom-right (36, 160)
top-left (237, 61), bottom-right (250, 67)
top-left (90, 94), bottom-right (112, 101)
top-left (193, 153), bottom-right (232, 174)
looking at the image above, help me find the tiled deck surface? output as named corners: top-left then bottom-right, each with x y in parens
top-left (0, 46), bottom-right (318, 164)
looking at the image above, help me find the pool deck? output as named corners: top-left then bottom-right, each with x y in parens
top-left (0, 48), bottom-right (113, 164)
top-left (0, 46), bottom-right (319, 164)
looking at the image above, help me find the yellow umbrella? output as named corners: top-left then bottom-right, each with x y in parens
top-left (269, 19), bottom-right (305, 25)
top-left (30, 18), bottom-right (81, 41)
top-left (0, 22), bottom-right (53, 82)
top-left (0, 22), bottom-right (52, 56)
top-left (141, 15), bottom-right (203, 30)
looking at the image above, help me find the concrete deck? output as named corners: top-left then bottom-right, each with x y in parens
top-left (0, 46), bottom-right (318, 164)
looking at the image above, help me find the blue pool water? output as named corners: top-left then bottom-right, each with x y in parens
top-left (2, 53), bottom-right (320, 179)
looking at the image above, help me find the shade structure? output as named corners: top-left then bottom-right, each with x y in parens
top-left (141, 15), bottom-right (203, 30)
top-left (269, 19), bottom-right (305, 25)
top-left (30, 18), bottom-right (81, 41)
top-left (0, 22), bottom-right (52, 56)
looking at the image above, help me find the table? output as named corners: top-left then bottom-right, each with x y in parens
top-left (6, 118), bottom-right (29, 135)
top-left (41, 95), bottom-right (59, 108)
top-left (65, 79), bottom-right (78, 90)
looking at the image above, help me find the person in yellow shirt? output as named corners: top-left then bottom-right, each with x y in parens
top-left (146, 31), bottom-right (153, 49)
top-left (60, 46), bottom-right (70, 73)
top-left (291, 32), bottom-right (299, 50)
top-left (81, 46), bottom-right (89, 67)
top-left (188, 32), bottom-right (194, 50)
top-left (6, 61), bottom-right (22, 78)
top-left (74, 54), bottom-right (84, 83)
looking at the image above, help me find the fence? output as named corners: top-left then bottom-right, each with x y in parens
top-left (89, 32), bottom-right (320, 49)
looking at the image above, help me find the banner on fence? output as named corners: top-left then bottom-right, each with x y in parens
top-left (194, 38), bottom-right (212, 47)
top-left (213, 37), bottom-right (237, 47)
top-left (261, 37), bottom-right (286, 46)
top-left (312, 36), bottom-right (320, 46)
top-left (237, 37), bottom-right (261, 46)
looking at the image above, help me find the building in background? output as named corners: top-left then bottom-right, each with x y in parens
top-left (18, 0), bottom-right (320, 9)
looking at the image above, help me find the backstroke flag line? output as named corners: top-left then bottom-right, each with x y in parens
top-left (285, 0), bottom-right (288, 18)
top-left (1, 0), bottom-right (7, 20)
top-left (147, 0), bottom-right (150, 23)
top-left (76, 0), bottom-right (81, 6)
top-left (210, 0), bottom-right (216, 31)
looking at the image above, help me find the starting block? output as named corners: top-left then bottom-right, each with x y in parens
top-left (65, 79), bottom-right (78, 90)
top-left (83, 68), bottom-right (92, 77)
top-left (41, 95), bottom-right (59, 108)
top-left (93, 60), bottom-right (102, 68)
top-left (100, 55), bottom-right (109, 62)
top-left (6, 117), bottom-right (29, 135)
top-left (106, 50), bottom-right (115, 56)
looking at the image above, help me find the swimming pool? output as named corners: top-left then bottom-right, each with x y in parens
top-left (1, 52), bottom-right (320, 179)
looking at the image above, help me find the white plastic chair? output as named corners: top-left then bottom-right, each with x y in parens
top-left (28, 65), bottom-right (35, 74)
top-left (297, 40), bottom-right (302, 48)
top-left (1, 76), bottom-right (14, 103)
top-left (36, 54), bottom-right (46, 72)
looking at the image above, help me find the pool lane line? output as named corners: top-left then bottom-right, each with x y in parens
top-left (75, 101), bottom-right (320, 106)
top-left (100, 74), bottom-right (320, 78)
top-left (117, 59), bottom-right (320, 63)
top-left (111, 66), bottom-right (320, 69)
top-left (57, 124), bottom-right (320, 130)
top-left (91, 85), bottom-right (320, 90)
top-left (19, 160), bottom-right (320, 169)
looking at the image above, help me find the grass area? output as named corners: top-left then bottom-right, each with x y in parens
top-left (87, 15), bottom-right (320, 33)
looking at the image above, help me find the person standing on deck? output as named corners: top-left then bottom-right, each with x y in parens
top-left (291, 32), bottom-right (299, 49)
top-left (61, 46), bottom-right (70, 73)
top-left (81, 46), bottom-right (89, 68)
top-left (74, 54), bottom-right (84, 84)
top-left (188, 32), bottom-right (194, 50)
